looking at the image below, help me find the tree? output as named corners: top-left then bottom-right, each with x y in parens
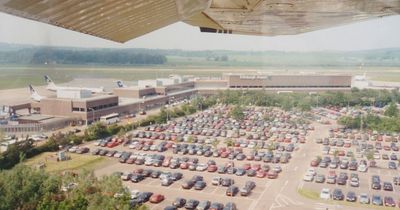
top-left (230, 105), bottom-right (244, 120)
top-left (384, 102), bottom-right (399, 117)
top-left (365, 150), bottom-right (374, 161)
top-left (333, 150), bottom-right (339, 158)
top-left (0, 165), bottom-right (135, 210)
top-left (0, 129), bottom-right (4, 143)
top-left (224, 138), bottom-right (234, 147)
top-left (211, 139), bottom-right (220, 149)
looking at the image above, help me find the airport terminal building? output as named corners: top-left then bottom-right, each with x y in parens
top-left (1, 73), bottom-right (353, 133)
top-left (223, 74), bottom-right (351, 89)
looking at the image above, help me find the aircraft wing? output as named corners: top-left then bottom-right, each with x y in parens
top-left (0, 0), bottom-right (399, 43)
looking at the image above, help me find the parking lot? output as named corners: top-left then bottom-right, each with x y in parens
top-left (76, 106), bottom-right (315, 210)
top-left (64, 104), bottom-right (400, 210)
top-left (301, 123), bottom-right (400, 208)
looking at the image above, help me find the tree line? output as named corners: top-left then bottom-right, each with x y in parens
top-left (0, 164), bottom-right (148, 210)
top-left (0, 48), bottom-right (167, 65)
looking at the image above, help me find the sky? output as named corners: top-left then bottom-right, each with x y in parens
top-left (0, 12), bottom-right (400, 51)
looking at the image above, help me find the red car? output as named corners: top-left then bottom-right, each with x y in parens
top-left (243, 163), bottom-right (251, 170)
top-left (251, 164), bottom-right (261, 171)
top-left (180, 162), bottom-right (189, 169)
top-left (384, 196), bottom-right (396, 207)
top-left (162, 157), bottom-right (172, 167)
top-left (256, 170), bottom-right (266, 178)
top-left (149, 194), bottom-right (165, 203)
top-left (246, 155), bottom-right (255, 160)
top-left (106, 141), bottom-right (118, 148)
top-left (207, 165), bottom-right (217, 172)
top-left (310, 159), bottom-right (320, 167)
top-left (267, 171), bottom-right (278, 179)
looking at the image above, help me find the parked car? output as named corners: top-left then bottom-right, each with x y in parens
top-left (149, 194), bottom-right (165, 203)
top-left (226, 186), bottom-right (239, 196)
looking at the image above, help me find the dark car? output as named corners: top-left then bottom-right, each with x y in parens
top-left (346, 191), bottom-right (356, 202)
top-left (371, 181), bottom-right (381, 190)
top-left (196, 200), bottom-right (211, 210)
top-left (92, 148), bottom-right (101, 155)
top-left (235, 168), bottom-right (246, 176)
top-left (246, 169), bottom-right (257, 177)
top-left (337, 177), bottom-right (347, 185)
top-left (217, 166), bottom-right (226, 174)
top-left (388, 161), bottom-right (397, 169)
top-left (142, 169), bottom-right (153, 177)
top-left (384, 196), bottom-right (396, 207)
top-left (245, 180), bottom-right (256, 190)
top-left (185, 199), bottom-right (199, 209)
top-left (221, 178), bottom-right (235, 187)
top-left (383, 182), bottom-right (393, 191)
top-left (372, 195), bottom-right (383, 206)
top-left (131, 174), bottom-right (145, 183)
top-left (151, 170), bottom-right (161, 178)
top-left (181, 180), bottom-right (195, 189)
top-left (194, 181), bottom-right (207, 190)
top-left (76, 147), bottom-right (89, 154)
top-left (137, 192), bottom-right (153, 203)
top-left (191, 175), bottom-right (204, 182)
top-left (171, 172), bottom-right (183, 181)
top-left (223, 202), bottom-right (237, 210)
top-left (172, 197), bottom-right (186, 208)
top-left (226, 185), bottom-right (239, 196)
top-left (332, 189), bottom-right (344, 200)
top-left (164, 206), bottom-right (177, 210)
top-left (209, 202), bottom-right (224, 210)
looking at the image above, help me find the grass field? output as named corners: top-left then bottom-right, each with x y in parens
top-left (0, 63), bottom-right (399, 90)
top-left (298, 188), bottom-right (397, 210)
top-left (24, 152), bottom-right (109, 173)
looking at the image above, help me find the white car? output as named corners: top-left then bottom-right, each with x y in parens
top-left (358, 164), bottom-right (368, 172)
top-left (196, 163), bottom-right (208, 171)
top-left (320, 188), bottom-right (330, 200)
top-left (306, 168), bottom-right (317, 176)
top-left (130, 190), bottom-right (140, 199)
top-left (68, 146), bottom-right (79, 153)
top-left (212, 177), bottom-right (222, 186)
top-left (303, 173), bottom-right (314, 182)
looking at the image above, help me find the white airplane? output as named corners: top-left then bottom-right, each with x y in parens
top-left (44, 75), bottom-right (105, 93)
top-left (29, 85), bottom-right (45, 102)
top-left (116, 80), bottom-right (128, 88)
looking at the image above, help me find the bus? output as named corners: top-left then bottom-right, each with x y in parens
top-left (100, 113), bottom-right (120, 125)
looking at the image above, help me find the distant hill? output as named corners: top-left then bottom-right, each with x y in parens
top-left (0, 42), bottom-right (399, 67)
top-left (0, 43), bottom-right (167, 65)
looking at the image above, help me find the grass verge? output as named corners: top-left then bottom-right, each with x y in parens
top-left (297, 188), bottom-right (397, 210)
top-left (24, 152), bottom-right (108, 173)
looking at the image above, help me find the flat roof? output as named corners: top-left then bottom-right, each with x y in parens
top-left (45, 94), bottom-right (117, 102)
top-left (18, 114), bottom-right (54, 121)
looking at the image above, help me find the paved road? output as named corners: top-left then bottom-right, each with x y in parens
top-left (91, 115), bottom-right (371, 210)
top-left (253, 122), bottom-right (368, 210)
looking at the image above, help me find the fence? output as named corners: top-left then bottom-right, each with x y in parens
top-left (0, 118), bottom-right (72, 134)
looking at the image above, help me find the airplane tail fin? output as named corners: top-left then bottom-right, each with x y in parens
top-left (117, 80), bottom-right (126, 88)
top-left (29, 85), bottom-right (43, 101)
top-left (44, 75), bottom-right (57, 90)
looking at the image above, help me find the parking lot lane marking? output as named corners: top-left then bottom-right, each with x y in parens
top-left (249, 180), bottom-right (273, 210)
top-left (279, 180), bottom-right (289, 193)
top-left (298, 181), bottom-right (304, 189)
top-left (280, 194), bottom-right (303, 205)
top-left (268, 203), bottom-right (280, 210)
top-left (278, 195), bottom-right (289, 206)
